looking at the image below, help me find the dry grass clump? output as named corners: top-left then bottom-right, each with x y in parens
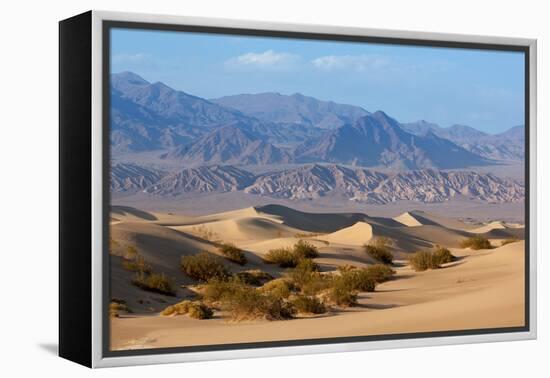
top-left (132, 272), bottom-right (177, 296)
top-left (264, 240), bottom-right (320, 268)
top-left (109, 238), bottom-right (120, 254)
top-left (339, 269), bottom-right (376, 292)
top-left (259, 278), bottom-right (294, 299)
top-left (364, 237), bottom-right (394, 265)
top-left (290, 295), bottom-right (326, 314)
top-left (121, 254), bottom-right (152, 274)
top-left (409, 246), bottom-right (456, 272)
top-left (460, 236), bottom-right (493, 250)
top-left (364, 264), bottom-right (396, 283)
top-left (191, 224), bottom-right (219, 241)
top-left (124, 245), bottom-right (139, 260)
top-left (432, 246), bottom-right (455, 264)
top-left (234, 270), bottom-right (273, 286)
top-left (327, 277), bottom-right (358, 307)
top-left (109, 300), bottom-right (132, 318)
top-left (181, 251), bottom-right (229, 282)
top-left (501, 238), bottom-right (520, 246)
top-left (160, 300), bottom-right (213, 319)
top-left (218, 243), bottom-right (247, 265)
top-left (293, 240), bottom-right (319, 259)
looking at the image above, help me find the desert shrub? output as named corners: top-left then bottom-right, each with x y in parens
top-left (409, 250), bottom-right (440, 272)
top-left (202, 277), bottom-right (246, 303)
top-left (234, 270), bottom-right (273, 286)
top-left (364, 264), bottom-right (396, 283)
top-left (218, 243), bottom-right (247, 265)
top-left (460, 236), bottom-right (492, 250)
top-left (259, 278), bottom-right (294, 299)
top-left (340, 269), bottom-right (376, 292)
top-left (181, 252), bottom-right (228, 282)
top-left (289, 259), bottom-right (318, 284)
top-left (501, 238), bottom-right (520, 246)
top-left (121, 254), bottom-right (152, 274)
top-left (125, 245), bottom-right (139, 259)
top-left (202, 277), bottom-right (294, 321)
top-left (293, 240), bottom-right (319, 259)
top-left (337, 264), bottom-right (358, 273)
top-left (290, 295), bottom-right (326, 314)
top-left (109, 301), bottom-right (132, 318)
top-left (264, 247), bottom-right (299, 268)
top-left (161, 300), bottom-right (213, 319)
top-left (432, 246), bottom-right (455, 265)
top-left (109, 238), bottom-right (120, 253)
top-left (132, 272), bottom-right (176, 296)
top-left (364, 237), bottom-right (394, 265)
top-left (301, 276), bottom-right (333, 296)
top-left (327, 277), bottom-right (358, 307)
top-left (191, 224), bottom-right (219, 241)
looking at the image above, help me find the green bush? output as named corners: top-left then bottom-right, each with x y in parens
top-left (264, 247), bottom-right (299, 268)
top-left (218, 243), bottom-right (247, 265)
top-left (181, 252), bottom-right (229, 282)
top-left (460, 236), bottom-right (492, 250)
top-left (293, 240), bottom-right (319, 259)
top-left (121, 254), bottom-right (152, 274)
top-left (234, 270), bottom-right (273, 286)
top-left (290, 295), bottom-right (326, 314)
top-left (364, 264), bottom-right (396, 283)
top-left (161, 300), bottom-right (213, 319)
top-left (132, 272), bottom-right (176, 296)
top-left (364, 237), bottom-right (394, 264)
top-left (432, 246), bottom-right (455, 265)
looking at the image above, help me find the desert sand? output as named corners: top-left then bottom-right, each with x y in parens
top-left (109, 204), bottom-right (525, 350)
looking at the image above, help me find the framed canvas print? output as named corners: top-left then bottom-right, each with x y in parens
top-left (59, 10), bottom-right (537, 368)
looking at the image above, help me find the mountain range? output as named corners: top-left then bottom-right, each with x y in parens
top-left (402, 120), bottom-right (524, 161)
top-left (111, 162), bottom-right (524, 204)
top-left (111, 72), bottom-right (524, 170)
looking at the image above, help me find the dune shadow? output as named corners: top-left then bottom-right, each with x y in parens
top-left (364, 303), bottom-right (400, 310)
top-left (111, 205), bottom-right (158, 220)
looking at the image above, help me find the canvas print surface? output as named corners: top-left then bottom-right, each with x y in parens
top-left (107, 26), bottom-right (527, 352)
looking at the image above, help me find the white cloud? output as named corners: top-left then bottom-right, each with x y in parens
top-left (225, 50), bottom-right (301, 70)
top-left (112, 53), bottom-right (148, 64)
top-left (311, 54), bottom-right (389, 72)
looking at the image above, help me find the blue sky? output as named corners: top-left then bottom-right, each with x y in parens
top-left (111, 28), bottom-right (525, 134)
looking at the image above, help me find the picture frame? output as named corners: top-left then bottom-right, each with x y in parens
top-left (59, 10), bottom-right (537, 368)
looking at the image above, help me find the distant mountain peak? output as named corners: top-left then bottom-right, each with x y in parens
top-left (112, 71), bottom-right (150, 84)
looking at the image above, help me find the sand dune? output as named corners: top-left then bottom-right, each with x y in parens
top-left (170, 216), bottom-right (302, 243)
top-left (319, 222), bottom-right (373, 246)
top-left (393, 212), bottom-right (423, 227)
top-left (111, 241), bottom-right (525, 350)
top-left (109, 204), bottom-right (526, 349)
